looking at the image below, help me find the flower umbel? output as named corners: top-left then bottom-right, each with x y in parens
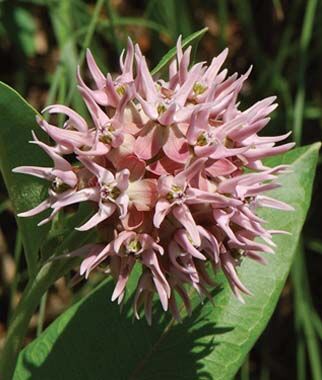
top-left (14, 37), bottom-right (294, 324)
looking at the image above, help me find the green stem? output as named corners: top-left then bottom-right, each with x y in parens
top-left (66, 0), bottom-right (105, 106)
top-left (292, 243), bottom-right (306, 380)
top-left (293, 0), bottom-right (318, 144)
top-left (57, 66), bottom-right (67, 127)
top-left (8, 232), bottom-right (23, 323)
top-left (217, 0), bottom-right (228, 49)
top-left (81, 0), bottom-right (106, 62)
top-left (37, 291), bottom-right (48, 337)
top-left (292, 243), bottom-right (322, 380)
top-left (105, 0), bottom-right (122, 54)
top-left (46, 65), bottom-right (64, 107)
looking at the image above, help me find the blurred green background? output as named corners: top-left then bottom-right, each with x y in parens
top-left (0, 1), bottom-right (321, 379)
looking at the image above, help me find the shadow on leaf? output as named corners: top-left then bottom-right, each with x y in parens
top-left (17, 281), bottom-right (233, 380)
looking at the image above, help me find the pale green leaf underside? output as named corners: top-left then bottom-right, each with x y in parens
top-left (14, 143), bottom-right (320, 380)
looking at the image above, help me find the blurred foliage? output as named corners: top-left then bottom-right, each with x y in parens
top-left (0, 1), bottom-right (321, 379)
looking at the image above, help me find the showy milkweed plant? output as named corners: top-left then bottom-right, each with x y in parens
top-left (1, 27), bottom-right (320, 380)
top-left (13, 37), bottom-right (295, 325)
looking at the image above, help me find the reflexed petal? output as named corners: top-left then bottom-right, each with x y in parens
top-left (12, 166), bottom-right (53, 181)
top-left (204, 48), bottom-right (228, 82)
top-left (175, 62), bottom-right (204, 106)
top-left (43, 104), bottom-right (88, 133)
top-left (121, 38), bottom-right (134, 75)
top-left (74, 141), bottom-right (109, 157)
top-left (76, 202), bottom-right (116, 231)
top-left (113, 231), bottom-right (135, 252)
top-left (51, 188), bottom-right (99, 209)
top-left (116, 193), bottom-right (129, 219)
top-left (17, 198), bottom-right (51, 217)
top-left (30, 131), bottom-right (72, 172)
top-left (78, 86), bottom-right (110, 128)
top-left (158, 103), bottom-right (176, 126)
top-left (198, 226), bottom-right (220, 263)
top-left (221, 253), bottom-right (252, 296)
top-left (153, 199), bottom-right (171, 228)
top-left (37, 208), bottom-right (60, 226)
top-left (135, 46), bottom-right (158, 102)
top-left (243, 142), bottom-right (295, 160)
top-left (205, 158), bottom-right (237, 177)
top-left (78, 157), bottom-right (114, 184)
top-left (111, 256), bottom-right (136, 301)
top-left (172, 204), bottom-right (200, 246)
top-left (175, 229), bottom-right (206, 260)
top-left (142, 249), bottom-right (171, 310)
top-left (51, 169), bottom-right (77, 188)
top-left (176, 157), bottom-right (206, 184)
top-left (37, 117), bottom-right (90, 151)
top-left (116, 169), bottom-right (130, 192)
top-left (85, 49), bottom-right (106, 88)
top-left (105, 73), bottom-right (119, 107)
top-left (213, 209), bottom-right (245, 245)
top-left (255, 195), bottom-right (295, 211)
top-left (187, 187), bottom-right (242, 207)
top-left (186, 106), bottom-right (210, 144)
top-left (79, 245), bottom-right (109, 278)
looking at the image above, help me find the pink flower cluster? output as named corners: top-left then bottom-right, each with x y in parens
top-left (14, 38), bottom-right (294, 324)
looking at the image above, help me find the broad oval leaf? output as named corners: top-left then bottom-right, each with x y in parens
top-left (0, 82), bottom-right (51, 275)
top-left (13, 143), bottom-right (320, 380)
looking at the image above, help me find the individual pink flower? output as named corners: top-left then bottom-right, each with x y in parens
top-left (77, 38), bottom-right (135, 107)
top-left (13, 132), bottom-right (79, 225)
top-left (75, 83), bottom-right (135, 156)
top-left (68, 231), bottom-right (170, 324)
top-left (153, 158), bottom-right (242, 245)
top-left (38, 105), bottom-right (99, 155)
top-left (74, 158), bottom-right (130, 231)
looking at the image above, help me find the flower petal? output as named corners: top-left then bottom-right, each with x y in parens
top-left (76, 202), bottom-right (116, 231)
top-left (162, 125), bottom-right (189, 163)
top-left (153, 199), bottom-right (171, 228)
top-left (134, 123), bottom-right (165, 160)
top-left (172, 204), bottom-right (200, 246)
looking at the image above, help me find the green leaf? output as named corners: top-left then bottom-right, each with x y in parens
top-left (0, 204), bottom-right (97, 380)
top-left (0, 82), bottom-right (51, 275)
top-left (13, 143), bottom-right (320, 380)
top-left (151, 27), bottom-right (208, 76)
